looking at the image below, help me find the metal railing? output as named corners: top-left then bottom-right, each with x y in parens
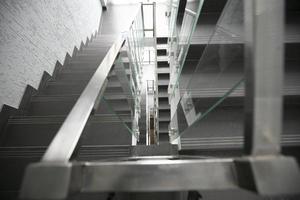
top-left (168, 1), bottom-right (205, 101)
top-left (126, 4), bottom-right (145, 143)
top-left (146, 80), bottom-right (158, 145)
top-left (42, 7), bottom-right (143, 162)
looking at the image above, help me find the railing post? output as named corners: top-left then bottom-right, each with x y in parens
top-left (235, 0), bottom-right (300, 195)
top-left (243, 0), bottom-right (284, 155)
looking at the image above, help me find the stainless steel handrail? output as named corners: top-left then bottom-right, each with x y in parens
top-left (42, 8), bottom-right (140, 162)
top-left (42, 36), bottom-right (125, 162)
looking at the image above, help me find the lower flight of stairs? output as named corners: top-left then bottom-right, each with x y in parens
top-left (0, 34), bottom-right (133, 199)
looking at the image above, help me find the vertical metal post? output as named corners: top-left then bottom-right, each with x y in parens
top-left (141, 3), bottom-right (145, 37)
top-left (244, 0), bottom-right (285, 155)
top-left (153, 2), bottom-right (156, 38)
top-left (152, 2), bottom-right (159, 143)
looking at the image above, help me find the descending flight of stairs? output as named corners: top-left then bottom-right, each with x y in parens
top-left (0, 33), bottom-right (134, 199)
top-left (156, 37), bottom-right (171, 143)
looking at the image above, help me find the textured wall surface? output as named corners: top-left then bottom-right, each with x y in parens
top-left (0, 0), bottom-right (102, 109)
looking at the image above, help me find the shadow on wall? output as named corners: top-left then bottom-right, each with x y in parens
top-left (0, 0), bottom-right (102, 110)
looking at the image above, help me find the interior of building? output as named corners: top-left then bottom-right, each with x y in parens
top-left (0, 0), bottom-right (300, 199)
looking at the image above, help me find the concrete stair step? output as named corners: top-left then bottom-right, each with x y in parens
top-left (79, 48), bottom-right (111, 55)
top-left (41, 81), bottom-right (124, 95)
top-left (0, 145), bottom-right (131, 160)
top-left (61, 66), bottom-right (97, 73)
top-left (64, 63), bottom-right (99, 70)
top-left (2, 114), bottom-right (132, 146)
top-left (50, 70), bottom-right (122, 82)
top-left (158, 103), bottom-right (170, 110)
top-left (157, 37), bottom-right (168, 44)
top-left (156, 44), bottom-right (168, 50)
top-left (158, 73), bottom-right (170, 80)
top-left (157, 67), bottom-right (170, 74)
top-left (157, 56), bottom-right (168, 62)
top-left (159, 121), bottom-right (169, 129)
top-left (157, 49), bottom-right (167, 56)
top-left (159, 110), bottom-right (170, 117)
top-left (159, 122), bottom-right (170, 134)
top-left (0, 144), bottom-right (130, 197)
top-left (92, 36), bottom-right (118, 43)
top-left (159, 98), bottom-right (169, 106)
top-left (157, 61), bottom-right (169, 68)
top-left (158, 86), bottom-right (168, 93)
top-left (54, 70), bottom-right (95, 81)
top-left (158, 92), bottom-right (168, 98)
top-left (27, 93), bottom-right (131, 115)
top-left (159, 134), bottom-right (170, 142)
top-left (86, 43), bottom-right (115, 48)
top-left (74, 53), bottom-right (106, 60)
top-left (159, 130), bottom-right (169, 135)
top-left (55, 68), bottom-right (129, 81)
top-left (158, 80), bottom-right (169, 86)
top-left (180, 135), bottom-right (300, 150)
top-left (159, 116), bottom-right (171, 122)
top-left (68, 58), bottom-right (103, 65)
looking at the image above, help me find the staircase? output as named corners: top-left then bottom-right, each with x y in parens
top-left (0, 33), bottom-right (134, 199)
top-left (0, 1), bottom-right (300, 199)
top-left (156, 37), bottom-right (171, 143)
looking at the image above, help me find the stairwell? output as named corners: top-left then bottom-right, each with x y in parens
top-left (0, 1), bottom-right (299, 199)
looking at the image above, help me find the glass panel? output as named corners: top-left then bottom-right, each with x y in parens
top-left (169, 0), bottom-right (245, 142)
top-left (126, 6), bottom-right (145, 142)
top-left (168, 0), bottom-right (180, 40)
top-left (168, 0), bottom-right (205, 103)
top-left (146, 80), bottom-right (159, 145)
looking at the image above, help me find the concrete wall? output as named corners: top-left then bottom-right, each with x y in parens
top-left (0, 0), bottom-right (102, 109)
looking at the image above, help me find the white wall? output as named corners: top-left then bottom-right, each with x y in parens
top-left (0, 0), bottom-right (102, 109)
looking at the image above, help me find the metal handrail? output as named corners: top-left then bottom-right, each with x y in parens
top-left (42, 8), bottom-right (141, 162)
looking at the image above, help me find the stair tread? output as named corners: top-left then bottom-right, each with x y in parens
top-left (31, 93), bottom-right (133, 101)
top-left (8, 114), bottom-right (132, 124)
top-left (157, 80), bottom-right (169, 85)
top-left (159, 104), bottom-right (170, 110)
top-left (157, 56), bottom-right (168, 62)
top-left (159, 117), bottom-right (171, 122)
top-left (158, 93), bottom-right (168, 98)
top-left (157, 67), bottom-right (170, 74)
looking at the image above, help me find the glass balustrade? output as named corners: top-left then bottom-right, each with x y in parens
top-left (125, 6), bottom-right (145, 142)
top-left (168, 0), bottom-right (179, 55)
top-left (75, 6), bottom-right (145, 157)
top-left (168, 0), bottom-right (245, 142)
top-left (168, 0), bottom-right (205, 102)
